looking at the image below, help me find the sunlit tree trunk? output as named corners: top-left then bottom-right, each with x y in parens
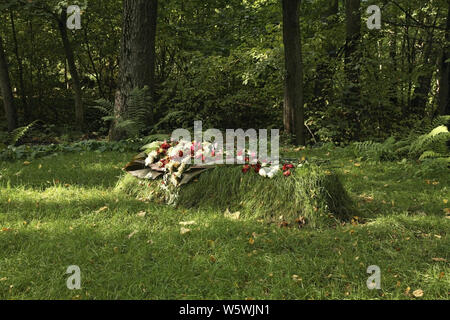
top-left (282, 0), bottom-right (305, 146)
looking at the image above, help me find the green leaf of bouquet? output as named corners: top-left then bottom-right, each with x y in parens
top-left (140, 141), bottom-right (161, 151)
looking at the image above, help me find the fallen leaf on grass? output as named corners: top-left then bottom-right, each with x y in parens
top-left (405, 287), bottom-right (411, 296)
top-left (136, 211), bottom-right (146, 217)
top-left (180, 227), bottom-right (191, 235)
top-left (432, 257), bottom-right (447, 262)
top-left (95, 206), bottom-right (108, 214)
top-left (128, 230), bottom-right (138, 239)
top-left (412, 289), bottom-right (424, 298)
top-left (224, 209), bottom-right (240, 220)
top-left (248, 238), bottom-right (255, 245)
top-left (179, 221), bottom-right (196, 226)
top-left (209, 255), bottom-right (216, 263)
top-left (23, 161), bottom-right (31, 165)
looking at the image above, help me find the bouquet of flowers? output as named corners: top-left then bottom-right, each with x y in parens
top-left (124, 139), bottom-right (303, 190)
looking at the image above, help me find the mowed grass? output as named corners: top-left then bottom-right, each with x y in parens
top-left (0, 148), bottom-right (448, 300)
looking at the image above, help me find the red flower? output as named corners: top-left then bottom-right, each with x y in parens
top-left (254, 166), bottom-right (260, 173)
top-left (286, 164), bottom-right (294, 169)
top-left (161, 141), bottom-right (171, 150)
top-left (283, 170), bottom-right (291, 177)
top-left (178, 150), bottom-right (184, 158)
top-left (242, 165), bottom-right (250, 173)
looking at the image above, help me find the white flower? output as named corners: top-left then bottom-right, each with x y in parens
top-left (265, 165), bottom-right (280, 179)
top-left (259, 168), bottom-right (267, 177)
top-left (149, 150), bottom-right (158, 158)
top-left (145, 155), bottom-right (155, 166)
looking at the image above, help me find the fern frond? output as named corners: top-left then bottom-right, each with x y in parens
top-left (8, 120), bottom-right (39, 145)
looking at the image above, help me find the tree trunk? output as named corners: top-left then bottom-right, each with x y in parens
top-left (110, 0), bottom-right (158, 141)
top-left (10, 11), bottom-right (29, 121)
top-left (344, 0), bottom-right (361, 139)
top-left (0, 35), bottom-right (18, 132)
top-left (282, 0), bottom-right (305, 146)
top-left (410, 16), bottom-right (437, 117)
top-left (439, 0), bottom-right (450, 116)
top-left (313, 0), bottom-right (339, 111)
top-left (57, 10), bottom-right (84, 128)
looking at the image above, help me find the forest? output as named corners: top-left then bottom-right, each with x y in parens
top-left (0, 0), bottom-right (449, 301)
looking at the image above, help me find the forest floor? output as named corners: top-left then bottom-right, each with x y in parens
top-left (0, 146), bottom-right (448, 299)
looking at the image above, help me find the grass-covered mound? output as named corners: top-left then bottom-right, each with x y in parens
top-left (116, 164), bottom-right (355, 227)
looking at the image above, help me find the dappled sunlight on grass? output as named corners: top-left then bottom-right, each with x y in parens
top-left (0, 150), bottom-right (449, 299)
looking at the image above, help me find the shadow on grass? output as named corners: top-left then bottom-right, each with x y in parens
top-left (0, 213), bottom-right (448, 300)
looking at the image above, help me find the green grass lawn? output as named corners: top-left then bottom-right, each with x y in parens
top-left (0, 147), bottom-right (448, 299)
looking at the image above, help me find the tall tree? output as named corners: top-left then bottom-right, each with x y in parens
top-left (409, 11), bottom-right (438, 117)
top-left (110, 0), bottom-right (158, 141)
top-left (281, 0), bottom-right (305, 145)
top-left (0, 35), bottom-right (18, 132)
top-left (56, 8), bottom-right (84, 127)
top-left (439, 0), bottom-right (450, 115)
top-left (313, 0), bottom-right (339, 110)
top-left (10, 10), bottom-right (29, 121)
top-left (344, 0), bottom-right (361, 138)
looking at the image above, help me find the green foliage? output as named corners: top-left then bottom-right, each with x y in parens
top-left (353, 137), bottom-right (398, 161)
top-left (0, 139), bottom-right (141, 161)
top-left (409, 125), bottom-right (450, 159)
top-left (0, 121), bottom-right (39, 152)
top-left (93, 86), bottom-right (153, 138)
top-left (353, 119), bottom-right (450, 162)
